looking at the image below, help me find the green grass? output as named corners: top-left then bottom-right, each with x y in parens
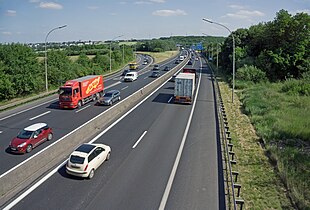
top-left (235, 80), bottom-right (310, 209)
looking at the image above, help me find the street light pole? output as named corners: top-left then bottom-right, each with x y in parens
top-left (109, 35), bottom-right (124, 73)
top-left (203, 18), bottom-right (235, 103)
top-left (44, 25), bottom-right (67, 92)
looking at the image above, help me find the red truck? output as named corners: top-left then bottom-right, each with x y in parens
top-left (59, 75), bottom-right (104, 109)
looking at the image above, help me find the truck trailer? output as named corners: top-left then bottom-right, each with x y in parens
top-left (174, 72), bottom-right (195, 104)
top-left (59, 75), bottom-right (104, 109)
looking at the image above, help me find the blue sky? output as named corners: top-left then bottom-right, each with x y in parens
top-left (0, 0), bottom-right (309, 43)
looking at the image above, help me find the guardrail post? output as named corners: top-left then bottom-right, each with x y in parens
top-left (234, 184), bottom-right (242, 197)
top-left (229, 151), bottom-right (235, 160)
top-left (232, 171), bottom-right (239, 182)
top-left (226, 131), bottom-right (230, 137)
top-left (227, 137), bottom-right (232, 143)
top-left (236, 199), bottom-right (245, 210)
top-left (228, 143), bottom-right (233, 151)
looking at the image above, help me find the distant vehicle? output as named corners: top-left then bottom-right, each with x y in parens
top-left (164, 66), bottom-right (171, 71)
top-left (66, 143), bottom-right (111, 179)
top-left (174, 72), bottom-right (195, 104)
top-left (97, 90), bottom-right (121, 106)
top-left (143, 60), bottom-right (148, 65)
top-left (175, 60), bottom-right (180, 64)
top-left (153, 64), bottom-right (160, 70)
top-left (150, 71), bottom-right (160, 78)
top-left (179, 55), bottom-right (184, 61)
top-left (124, 71), bottom-right (138, 82)
top-left (122, 69), bottom-right (131, 76)
top-left (9, 123), bottom-right (53, 154)
top-left (59, 75), bottom-right (104, 109)
top-left (195, 57), bottom-right (199, 61)
top-left (129, 62), bottom-right (139, 70)
top-left (187, 60), bottom-right (193, 65)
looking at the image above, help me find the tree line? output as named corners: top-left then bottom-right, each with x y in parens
top-left (217, 9), bottom-right (309, 83)
top-left (0, 43), bottom-right (135, 101)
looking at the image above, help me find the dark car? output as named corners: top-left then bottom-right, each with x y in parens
top-left (9, 123), bottom-right (53, 153)
top-left (122, 69), bottom-right (130, 76)
top-left (150, 71), bottom-right (160, 78)
top-left (153, 64), bottom-right (160, 70)
top-left (97, 90), bottom-right (121, 106)
top-left (175, 59), bottom-right (180, 64)
top-left (187, 60), bottom-right (193, 65)
top-left (164, 66), bottom-right (171, 71)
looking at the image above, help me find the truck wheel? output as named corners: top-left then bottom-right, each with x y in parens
top-left (78, 101), bottom-right (82, 108)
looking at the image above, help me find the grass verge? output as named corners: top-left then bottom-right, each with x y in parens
top-left (137, 51), bottom-right (179, 64)
top-left (218, 80), bottom-right (295, 209)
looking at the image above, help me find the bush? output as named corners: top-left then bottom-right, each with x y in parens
top-left (236, 65), bottom-right (267, 83)
top-left (281, 79), bottom-right (310, 96)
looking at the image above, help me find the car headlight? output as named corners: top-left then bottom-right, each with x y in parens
top-left (17, 142), bottom-right (27, 148)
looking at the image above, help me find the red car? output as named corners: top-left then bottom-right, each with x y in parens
top-left (9, 123), bottom-right (53, 154)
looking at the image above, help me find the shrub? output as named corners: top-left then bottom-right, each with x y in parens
top-left (236, 65), bottom-right (267, 83)
top-left (281, 79), bottom-right (310, 96)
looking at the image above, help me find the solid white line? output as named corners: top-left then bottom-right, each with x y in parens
top-left (105, 81), bottom-right (121, 89)
top-left (29, 111), bottom-right (51, 121)
top-left (75, 104), bottom-right (91, 113)
top-left (158, 61), bottom-right (202, 210)
top-left (121, 86), bottom-right (128, 90)
top-left (0, 98), bottom-right (58, 121)
top-left (132, 131), bottom-right (147, 149)
top-left (2, 67), bottom-right (174, 210)
top-left (168, 97), bottom-right (173, 103)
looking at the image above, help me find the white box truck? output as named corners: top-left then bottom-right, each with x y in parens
top-left (174, 72), bottom-right (195, 104)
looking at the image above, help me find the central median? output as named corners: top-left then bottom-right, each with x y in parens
top-left (0, 53), bottom-right (189, 207)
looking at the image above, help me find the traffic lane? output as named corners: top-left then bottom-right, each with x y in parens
top-left (0, 63), bottom-right (168, 174)
top-left (11, 78), bottom-right (193, 210)
top-left (165, 65), bottom-right (226, 209)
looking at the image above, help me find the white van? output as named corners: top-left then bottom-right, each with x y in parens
top-left (124, 71), bottom-right (138, 82)
top-left (179, 55), bottom-right (184, 61)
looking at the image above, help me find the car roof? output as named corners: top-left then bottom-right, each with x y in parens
top-left (24, 123), bottom-right (48, 131)
top-left (71, 143), bottom-right (110, 156)
top-left (106, 90), bottom-right (119, 94)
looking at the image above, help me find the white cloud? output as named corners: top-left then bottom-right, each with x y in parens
top-left (152, 9), bottom-right (187, 17)
top-left (134, 1), bottom-right (152, 4)
top-left (229, 5), bottom-right (246, 10)
top-left (224, 10), bottom-right (265, 19)
top-left (5, 10), bottom-right (17, 16)
top-left (39, 2), bottom-right (63, 10)
top-left (150, 0), bottom-right (165, 3)
top-left (292, 9), bottom-right (310, 15)
top-left (2, 31), bottom-right (12, 35)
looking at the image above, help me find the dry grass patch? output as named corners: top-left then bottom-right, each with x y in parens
top-left (219, 82), bottom-right (293, 209)
top-left (137, 51), bottom-right (178, 64)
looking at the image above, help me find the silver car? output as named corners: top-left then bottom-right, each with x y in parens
top-left (97, 90), bottom-right (121, 106)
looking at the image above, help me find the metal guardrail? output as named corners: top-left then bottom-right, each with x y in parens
top-left (204, 57), bottom-right (245, 210)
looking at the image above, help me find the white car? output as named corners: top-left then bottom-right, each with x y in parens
top-left (66, 143), bottom-right (111, 179)
top-left (124, 71), bottom-right (138, 82)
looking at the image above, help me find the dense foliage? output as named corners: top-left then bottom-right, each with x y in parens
top-left (0, 43), bottom-right (134, 101)
top-left (218, 10), bottom-right (309, 82)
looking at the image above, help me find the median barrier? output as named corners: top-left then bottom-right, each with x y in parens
top-left (0, 54), bottom-right (189, 207)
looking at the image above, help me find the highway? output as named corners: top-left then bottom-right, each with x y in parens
top-left (0, 52), bottom-right (186, 175)
top-left (3, 52), bottom-right (225, 209)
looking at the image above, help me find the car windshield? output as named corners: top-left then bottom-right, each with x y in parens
top-left (126, 73), bottom-right (133, 77)
top-left (70, 155), bottom-right (85, 164)
top-left (17, 130), bottom-right (34, 139)
top-left (59, 87), bottom-right (72, 96)
top-left (104, 93), bottom-right (113, 97)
